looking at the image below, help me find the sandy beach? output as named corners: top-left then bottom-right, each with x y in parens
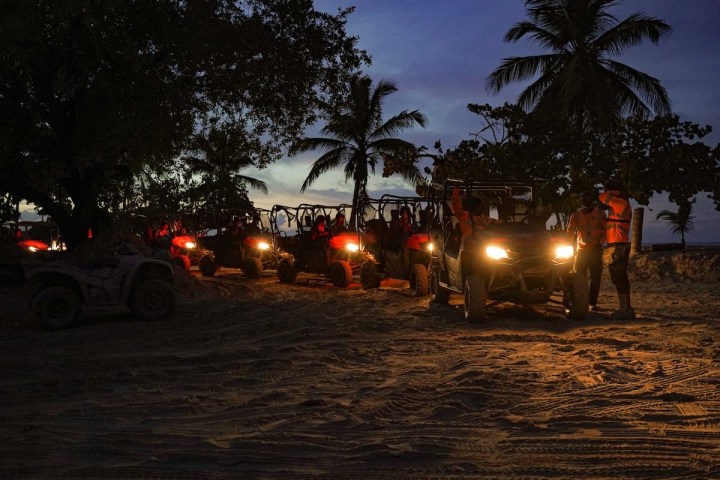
top-left (1, 250), bottom-right (719, 479)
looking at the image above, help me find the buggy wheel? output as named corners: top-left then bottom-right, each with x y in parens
top-left (130, 279), bottom-right (175, 321)
top-left (277, 259), bottom-right (298, 283)
top-left (244, 256), bottom-right (263, 279)
top-left (32, 286), bottom-right (82, 331)
top-left (409, 263), bottom-right (429, 297)
top-left (563, 272), bottom-right (590, 320)
top-left (198, 254), bottom-right (218, 277)
top-left (330, 260), bottom-right (352, 288)
top-left (360, 261), bottom-right (381, 290)
top-left (464, 274), bottom-right (487, 322)
top-left (429, 267), bottom-right (449, 304)
top-left (174, 254), bottom-right (191, 272)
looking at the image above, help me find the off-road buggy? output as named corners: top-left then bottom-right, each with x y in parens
top-left (272, 204), bottom-right (379, 288)
top-left (428, 179), bottom-right (589, 321)
top-left (24, 244), bottom-right (176, 330)
top-left (194, 208), bottom-right (277, 277)
top-left (129, 212), bottom-right (212, 272)
top-left (8, 220), bottom-right (64, 252)
top-left (359, 195), bottom-right (441, 295)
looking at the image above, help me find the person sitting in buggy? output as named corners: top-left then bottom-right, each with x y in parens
top-left (224, 217), bottom-right (246, 246)
top-left (171, 216), bottom-right (187, 236)
top-left (451, 186), bottom-right (495, 239)
top-left (398, 206), bottom-right (413, 239)
top-left (154, 222), bottom-right (172, 249)
top-left (311, 215), bottom-right (330, 244)
top-left (330, 212), bottom-right (348, 236)
top-left (246, 214), bottom-right (263, 236)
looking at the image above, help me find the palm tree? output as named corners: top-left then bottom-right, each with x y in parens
top-left (182, 127), bottom-right (268, 211)
top-left (293, 74), bottom-right (427, 228)
top-left (486, 0), bottom-right (672, 129)
top-left (655, 198), bottom-right (695, 248)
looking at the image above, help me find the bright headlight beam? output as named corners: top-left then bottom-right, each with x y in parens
top-left (257, 242), bottom-right (270, 250)
top-left (555, 245), bottom-right (574, 259)
top-left (345, 243), bottom-right (359, 252)
top-left (485, 245), bottom-right (508, 260)
top-left (184, 241), bottom-right (196, 249)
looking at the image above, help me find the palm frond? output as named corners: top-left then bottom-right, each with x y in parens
top-left (291, 137), bottom-right (348, 156)
top-left (516, 64), bottom-right (559, 111)
top-left (595, 13), bottom-right (672, 56)
top-left (655, 199), bottom-right (696, 239)
top-left (300, 149), bottom-right (348, 192)
top-left (371, 110), bottom-right (427, 139)
top-left (486, 54), bottom-right (559, 93)
top-left (237, 175), bottom-right (268, 194)
top-left (368, 138), bottom-right (416, 154)
top-left (603, 59), bottom-right (671, 115)
top-left (369, 79), bottom-right (398, 114)
top-left (504, 21), bottom-right (563, 50)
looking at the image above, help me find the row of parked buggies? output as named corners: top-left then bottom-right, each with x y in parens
top-left (25, 179), bottom-right (590, 330)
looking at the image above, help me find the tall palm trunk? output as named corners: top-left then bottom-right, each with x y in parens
top-left (348, 180), bottom-right (358, 230)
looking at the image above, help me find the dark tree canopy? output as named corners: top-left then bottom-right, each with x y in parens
top-left (0, 0), bottom-right (368, 246)
top-left (432, 104), bottom-right (720, 226)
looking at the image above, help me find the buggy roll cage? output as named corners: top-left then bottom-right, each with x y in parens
top-left (270, 204), bottom-right (353, 236)
top-left (430, 178), bottom-right (536, 229)
top-left (358, 194), bottom-right (441, 234)
top-left (191, 208), bottom-right (272, 236)
top-left (270, 203), bottom-right (375, 253)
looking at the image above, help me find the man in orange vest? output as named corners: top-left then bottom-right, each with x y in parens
top-left (567, 191), bottom-right (605, 312)
top-left (599, 180), bottom-right (635, 319)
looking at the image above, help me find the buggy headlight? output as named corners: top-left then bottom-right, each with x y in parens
top-left (485, 245), bottom-right (508, 260)
top-left (184, 241), bottom-right (196, 249)
top-left (345, 242), bottom-right (359, 252)
top-left (257, 241), bottom-right (270, 250)
top-left (28, 246), bottom-right (38, 253)
top-left (555, 245), bottom-right (574, 259)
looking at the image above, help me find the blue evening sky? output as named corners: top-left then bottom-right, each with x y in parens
top-left (247, 0), bottom-right (720, 244)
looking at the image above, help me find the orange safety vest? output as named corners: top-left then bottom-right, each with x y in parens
top-left (452, 186), bottom-right (491, 237)
top-left (567, 206), bottom-right (605, 249)
top-left (599, 190), bottom-right (632, 244)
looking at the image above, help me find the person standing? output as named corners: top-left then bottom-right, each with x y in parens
top-left (599, 180), bottom-right (635, 319)
top-left (567, 191), bottom-right (606, 312)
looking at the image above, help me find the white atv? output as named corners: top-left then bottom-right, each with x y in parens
top-left (25, 244), bottom-right (176, 330)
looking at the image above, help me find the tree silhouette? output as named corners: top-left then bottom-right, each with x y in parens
top-left (486, 0), bottom-right (672, 130)
top-left (293, 74), bottom-right (427, 228)
top-left (655, 198), bottom-right (696, 248)
top-left (0, 0), bottom-right (366, 247)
